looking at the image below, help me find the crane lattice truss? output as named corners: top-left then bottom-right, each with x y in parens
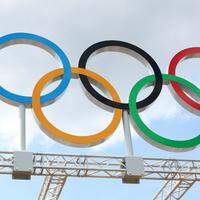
top-left (0, 151), bottom-right (199, 200)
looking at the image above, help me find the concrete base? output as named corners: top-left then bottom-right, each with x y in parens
top-left (12, 151), bottom-right (33, 180)
top-left (122, 157), bottom-right (144, 184)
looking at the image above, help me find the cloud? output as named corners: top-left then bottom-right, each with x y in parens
top-left (0, 101), bottom-right (39, 150)
top-left (0, 0), bottom-right (199, 152)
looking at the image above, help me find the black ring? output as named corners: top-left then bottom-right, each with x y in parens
top-left (78, 40), bottom-right (163, 110)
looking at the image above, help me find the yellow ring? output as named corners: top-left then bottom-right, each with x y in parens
top-left (32, 67), bottom-right (122, 147)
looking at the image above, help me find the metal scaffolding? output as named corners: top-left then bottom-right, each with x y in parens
top-left (39, 176), bottom-right (67, 200)
top-left (153, 175), bottom-right (195, 200)
top-left (0, 151), bottom-right (199, 200)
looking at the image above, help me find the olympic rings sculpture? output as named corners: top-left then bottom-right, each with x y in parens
top-left (0, 33), bottom-right (199, 152)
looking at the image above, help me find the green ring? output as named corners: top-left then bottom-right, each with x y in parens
top-left (129, 74), bottom-right (200, 151)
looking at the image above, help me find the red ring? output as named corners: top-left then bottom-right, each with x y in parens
top-left (168, 47), bottom-right (200, 110)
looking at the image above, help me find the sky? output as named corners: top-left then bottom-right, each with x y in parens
top-left (0, 0), bottom-right (199, 199)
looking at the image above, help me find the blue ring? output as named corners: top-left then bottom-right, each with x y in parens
top-left (0, 33), bottom-right (71, 106)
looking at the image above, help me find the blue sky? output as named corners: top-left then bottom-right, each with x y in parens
top-left (0, 0), bottom-right (199, 199)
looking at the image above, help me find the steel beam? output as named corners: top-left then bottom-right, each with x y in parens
top-left (0, 152), bottom-right (200, 180)
top-left (0, 152), bottom-right (199, 199)
top-left (153, 173), bottom-right (195, 200)
top-left (38, 176), bottom-right (67, 200)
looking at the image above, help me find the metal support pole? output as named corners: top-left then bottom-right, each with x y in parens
top-left (19, 105), bottom-right (26, 151)
top-left (122, 110), bottom-right (134, 156)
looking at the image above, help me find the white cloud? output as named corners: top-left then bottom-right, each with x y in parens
top-left (0, 0), bottom-right (199, 152)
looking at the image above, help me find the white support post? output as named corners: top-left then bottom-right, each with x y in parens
top-left (19, 105), bottom-right (26, 151)
top-left (122, 110), bottom-right (134, 156)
